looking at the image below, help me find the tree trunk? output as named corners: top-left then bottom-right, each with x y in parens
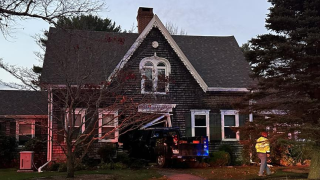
top-left (66, 144), bottom-right (75, 178)
top-left (308, 147), bottom-right (320, 179)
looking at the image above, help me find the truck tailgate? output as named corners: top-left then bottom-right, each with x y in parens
top-left (178, 136), bottom-right (209, 157)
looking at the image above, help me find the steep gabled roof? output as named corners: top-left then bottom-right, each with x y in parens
top-left (0, 90), bottom-right (48, 116)
top-left (41, 16), bottom-right (253, 91)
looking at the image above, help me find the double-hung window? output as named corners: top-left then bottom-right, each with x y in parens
top-left (221, 110), bottom-right (239, 141)
top-left (140, 55), bottom-right (171, 94)
top-left (65, 108), bottom-right (86, 140)
top-left (98, 110), bottom-right (118, 142)
top-left (17, 120), bottom-right (35, 146)
top-left (190, 110), bottom-right (210, 140)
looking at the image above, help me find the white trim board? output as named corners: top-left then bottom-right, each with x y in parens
top-left (107, 15), bottom-right (208, 92)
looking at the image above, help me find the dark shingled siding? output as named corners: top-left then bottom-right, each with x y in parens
top-left (41, 27), bottom-right (254, 88)
top-left (47, 28), bottom-right (251, 160)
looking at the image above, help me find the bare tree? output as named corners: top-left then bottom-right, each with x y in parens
top-left (0, 58), bottom-right (39, 90)
top-left (0, 0), bottom-right (104, 36)
top-left (0, 0), bottom-right (105, 90)
top-left (40, 29), bottom-right (170, 178)
top-left (165, 22), bottom-right (187, 35)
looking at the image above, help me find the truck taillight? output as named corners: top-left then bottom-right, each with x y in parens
top-left (172, 149), bottom-right (179, 154)
top-left (193, 140), bottom-right (200, 144)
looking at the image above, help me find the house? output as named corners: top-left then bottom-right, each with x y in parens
top-left (39, 7), bottom-right (254, 164)
top-left (0, 90), bottom-right (48, 166)
top-left (0, 90), bottom-right (48, 145)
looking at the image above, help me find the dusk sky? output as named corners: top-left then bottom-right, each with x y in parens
top-left (0, 0), bottom-right (271, 89)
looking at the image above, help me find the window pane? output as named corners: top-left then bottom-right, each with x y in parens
top-left (157, 62), bottom-right (165, 67)
top-left (224, 127), bottom-right (236, 139)
top-left (10, 122), bottom-right (16, 136)
top-left (144, 68), bottom-right (153, 92)
top-left (195, 127), bottom-right (207, 136)
top-left (145, 61), bottom-right (153, 66)
top-left (19, 135), bottom-right (32, 145)
top-left (195, 115), bottom-right (206, 126)
top-left (157, 69), bottom-right (166, 92)
top-left (102, 127), bottom-right (115, 139)
top-left (158, 69), bottom-right (165, 81)
top-left (224, 115), bottom-right (235, 126)
top-left (72, 128), bottom-right (80, 140)
top-left (102, 114), bottom-right (114, 126)
top-left (75, 114), bottom-right (82, 126)
top-left (157, 82), bottom-right (166, 92)
top-left (145, 81), bottom-right (153, 91)
top-left (19, 124), bottom-right (32, 135)
top-left (145, 68), bottom-right (152, 80)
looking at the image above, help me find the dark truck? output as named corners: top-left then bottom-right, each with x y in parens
top-left (122, 127), bottom-right (209, 167)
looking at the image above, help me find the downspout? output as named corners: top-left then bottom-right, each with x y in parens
top-left (38, 88), bottom-right (53, 172)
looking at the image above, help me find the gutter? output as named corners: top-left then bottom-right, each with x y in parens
top-left (38, 88), bottom-right (53, 172)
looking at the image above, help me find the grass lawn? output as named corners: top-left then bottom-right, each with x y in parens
top-left (185, 165), bottom-right (309, 180)
top-left (0, 168), bottom-right (163, 180)
top-left (0, 165), bottom-right (310, 180)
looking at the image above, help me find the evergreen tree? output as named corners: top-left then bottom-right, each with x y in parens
top-left (56, 15), bottom-right (121, 32)
top-left (243, 0), bottom-right (320, 179)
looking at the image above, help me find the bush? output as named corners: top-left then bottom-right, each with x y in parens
top-left (98, 162), bottom-right (126, 170)
top-left (0, 133), bottom-right (18, 168)
top-left (74, 162), bottom-right (86, 171)
top-left (48, 162), bottom-right (60, 171)
top-left (23, 138), bottom-right (46, 152)
top-left (23, 137), bottom-right (46, 168)
top-left (97, 144), bottom-right (117, 163)
top-left (58, 163), bottom-right (67, 172)
top-left (218, 144), bottom-right (234, 165)
top-left (271, 139), bottom-right (313, 166)
top-left (116, 152), bottom-right (130, 165)
top-left (81, 155), bottom-right (100, 168)
top-left (206, 151), bottom-right (230, 167)
top-left (128, 158), bottom-right (148, 169)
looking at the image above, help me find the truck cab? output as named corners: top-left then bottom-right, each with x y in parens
top-left (124, 127), bottom-right (209, 167)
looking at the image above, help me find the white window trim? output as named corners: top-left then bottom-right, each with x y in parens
top-left (98, 109), bottom-right (119, 143)
top-left (190, 109), bottom-right (210, 141)
top-left (64, 108), bottom-right (86, 141)
top-left (139, 55), bottom-right (171, 94)
top-left (221, 110), bottom-right (239, 141)
top-left (16, 120), bottom-right (35, 146)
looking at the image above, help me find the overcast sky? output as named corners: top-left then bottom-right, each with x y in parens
top-left (0, 0), bottom-right (271, 89)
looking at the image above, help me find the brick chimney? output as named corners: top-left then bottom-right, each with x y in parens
top-left (137, 7), bottom-right (154, 33)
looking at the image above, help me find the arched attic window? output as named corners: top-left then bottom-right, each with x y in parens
top-left (139, 55), bottom-right (171, 94)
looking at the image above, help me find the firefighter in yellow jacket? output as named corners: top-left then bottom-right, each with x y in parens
top-left (255, 131), bottom-right (273, 176)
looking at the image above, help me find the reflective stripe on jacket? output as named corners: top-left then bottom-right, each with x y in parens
top-left (255, 137), bottom-right (270, 153)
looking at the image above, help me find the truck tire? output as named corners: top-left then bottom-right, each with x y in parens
top-left (157, 155), bottom-right (167, 167)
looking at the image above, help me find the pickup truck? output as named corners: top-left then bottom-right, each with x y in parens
top-left (122, 127), bottom-right (209, 167)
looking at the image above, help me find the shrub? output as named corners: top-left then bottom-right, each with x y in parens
top-left (218, 144), bottom-right (234, 165)
top-left (128, 158), bottom-right (148, 169)
top-left (97, 144), bottom-right (117, 163)
top-left (48, 162), bottom-right (60, 171)
top-left (206, 151), bottom-right (230, 167)
top-left (116, 152), bottom-right (130, 165)
top-left (98, 162), bottom-right (126, 170)
top-left (74, 162), bottom-right (86, 171)
top-left (81, 155), bottom-right (100, 167)
top-left (58, 163), bottom-right (67, 172)
top-left (23, 137), bottom-right (46, 168)
top-left (0, 133), bottom-right (18, 168)
top-left (23, 138), bottom-right (46, 152)
top-left (271, 139), bottom-right (313, 166)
